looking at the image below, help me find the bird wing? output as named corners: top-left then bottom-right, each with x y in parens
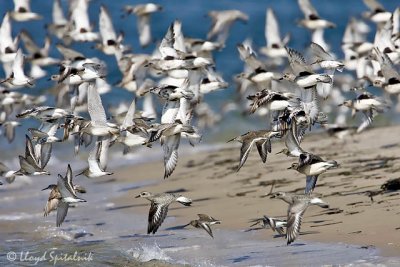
top-left (285, 46), bottom-right (313, 76)
top-left (363, 0), bottom-right (385, 12)
top-left (44, 197), bottom-right (59, 216)
top-left (161, 100), bottom-right (180, 124)
top-left (87, 82), bottom-right (107, 127)
top-left (88, 139), bottom-right (104, 173)
top-left (12, 49), bottom-right (26, 79)
top-left (265, 8), bottom-right (282, 47)
top-left (137, 14), bottom-right (151, 47)
top-left (310, 42), bottom-right (333, 61)
top-left (57, 173), bottom-right (77, 199)
top-left (148, 202), bottom-right (169, 234)
top-left (56, 201), bottom-right (69, 227)
top-left (14, 0), bottom-right (31, 12)
top-left (305, 175), bottom-right (319, 195)
top-left (199, 221), bottom-right (214, 238)
top-left (52, 0), bottom-right (67, 25)
top-left (99, 5), bottom-right (117, 43)
top-left (163, 134), bottom-right (180, 178)
top-left (40, 143), bottom-right (52, 169)
top-left (122, 98), bottom-right (136, 129)
top-left (20, 30), bottom-right (40, 54)
top-left (357, 110), bottom-right (373, 133)
top-left (286, 201), bottom-right (308, 245)
top-left (298, 0), bottom-right (319, 19)
top-left (237, 138), bottom-right (258, 171)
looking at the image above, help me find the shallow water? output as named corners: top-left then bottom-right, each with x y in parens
top-left (0, 150), bottom-right (400, 267)
top-left (2, 0), bottom-right (400, 266)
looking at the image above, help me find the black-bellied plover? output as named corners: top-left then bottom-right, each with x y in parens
top-left (135, 191), bottom-right (192, 234)
top-left (271, 191), bottom-right (329, 244)
top-left (288, 152), bottom-right (339, 194)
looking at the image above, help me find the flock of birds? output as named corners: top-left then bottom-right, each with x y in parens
top-left (0, 0), bottom-right (399, 245)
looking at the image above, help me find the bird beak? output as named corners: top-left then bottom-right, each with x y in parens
top-left (337, 103), bottom-right (343, 106)
top-left (287, 166), bottom-right (293, 170)
top-left (41, 186), bottom-right (50, 191)
top-left (135, 194), bottom-right (141, 198)
top-left (270, 194), bottom-right (276, 199)
top-left (276, 150), bottom-right (283, 155)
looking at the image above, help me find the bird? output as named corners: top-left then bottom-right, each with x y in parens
top-left (10, 0), bottom-right (43, 21)
top-left (207, 10), bottom-right (249, 45)
top-left (339, 92), bottom-right (389, 133)
top-left (0, 49), bottom-right (34, 88)
top-left (260, 8), bottom-right (290, 59)
top-left (53, 164), bottom-right (86, 227)
top-left (297, 0), bottom-right (336, 30)
top-left (288, 152), bottom-right (339, 194)
top-left (147, 120), bottom-right (197, 178)
top-left (135, 191), bottom-right (192, 234)
top-left (228, 130), bottom-right (280, 171)
top-left (249, 215), bottom-right (287, 235)
top-left (270, 192), bottom-right (329, 244)
top-left (186, 214), bottom-right (221, 238)
top-left (123, 3), bottom-right (162, 47)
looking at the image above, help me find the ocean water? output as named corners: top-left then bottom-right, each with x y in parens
top-left (1, 1), bottom-right (400, 266)
top-left (0, 153), bottom-right (400, 267)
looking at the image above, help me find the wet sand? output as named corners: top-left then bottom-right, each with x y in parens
top-left (112, 125), bottom-right (400, 257)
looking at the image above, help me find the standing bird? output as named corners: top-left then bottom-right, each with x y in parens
top-left (271, 192), bottom-right (329, 245)
top-left (135, 191), bottom-right (192, 234)
top-left (186, 214), bottom-right (221, 238)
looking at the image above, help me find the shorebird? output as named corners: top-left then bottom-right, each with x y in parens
top-left (247, 89), bottom-right (297, 114)
top-left (362, 0), bottom-right (392, 24)
top-left (42, 182), bottom-right (86, 217)
top-left (10, 0), bottom-right (42, 21)
top-left (228, 130), bottom-right (280, 171)
top-left (207, 10), bottom-right (249, 45)
top-left (96, 5), bottom-right (126, 55)
top-left (297, 0), bottom-right (336, 30)
top-left (249, 215), bottom-right (287, 235)
top-left (51, 164), bottom-right (86, 227)
top-left (80, 82), bottom-right (119, 137)
top-left (339, 92), bottom-right (389, 133)
top-left (147, 120), bottom-right (196, 178)
top-left (123, 3), bottom-right (162, 47)
top-left (283, 46), bottom-right (332, 90)
top-left (67, 0), bottom-right (99, 42)
top-left (186, 214), bottom-right (221, 238)
top-left (150, 79), bottom-right (194, 101)
top-left (2, 120), bottom-right (20, 143)
top-left (270, 192), bottom-right (329, 245)
top-left (77, 137), bottom-right (113, 178)
top-left (260, 8), bottom-right (290, 59)
top-left (288, 152), bottom-right (339, 194)
top-left (0, 162), bottom-right (18, 183)
top-left (135, 191), bottom-right (192, 234)
top-left (0, 49), bottom-right (34, 88)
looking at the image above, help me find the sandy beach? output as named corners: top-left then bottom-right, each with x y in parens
top-left (112, 124), bottom-right (400, 257)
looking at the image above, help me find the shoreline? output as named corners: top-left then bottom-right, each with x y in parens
top-left (110, 124), bottom-right (400, 258)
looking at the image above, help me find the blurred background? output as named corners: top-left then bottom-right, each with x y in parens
top-left (1, 0), bottom-right (399, 149)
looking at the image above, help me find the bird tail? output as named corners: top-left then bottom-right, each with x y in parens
top-left (310, 197), bottom-right (329, 208)
top-left (327, 160), bottom-right (339, 168)
top-left (176, 196), bottom-right (192, 206)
